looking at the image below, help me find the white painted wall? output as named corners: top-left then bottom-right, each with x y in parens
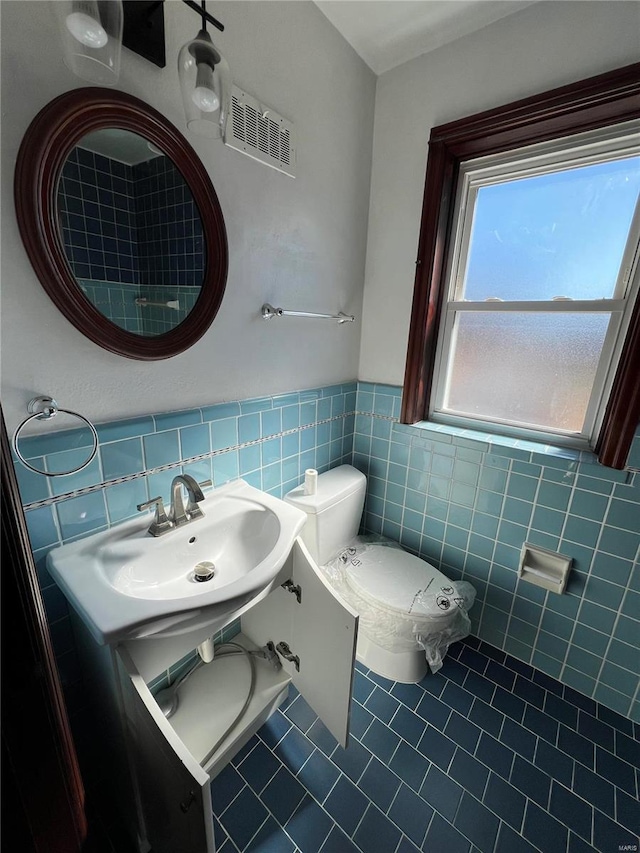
top-left (358, 0), bottom-right (640, 385)
top-left (1, 0), bottom-right (375, 432)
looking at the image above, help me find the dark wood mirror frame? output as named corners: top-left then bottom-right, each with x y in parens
top-left (14, 88), bottom-right (228, 360)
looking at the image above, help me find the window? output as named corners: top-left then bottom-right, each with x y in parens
top-left (402, 64), bottom-right (640, 469)
top-left (433, 132), bottom-right (640, 446)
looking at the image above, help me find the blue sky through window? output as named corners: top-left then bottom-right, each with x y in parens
top-left (462, 155), bottom-right (640, 301)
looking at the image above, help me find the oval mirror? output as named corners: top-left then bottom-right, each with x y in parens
top-left (15, 88), bottom-right (228, 360)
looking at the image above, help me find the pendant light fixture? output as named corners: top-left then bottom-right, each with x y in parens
top-left (53, 0), bottom-right (123, 86)
top-left (178, 1), bottom-right (231, 138)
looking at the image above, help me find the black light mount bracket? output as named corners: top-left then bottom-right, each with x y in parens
top-left (121, 0), bottom-right (224, 71)
top-left (122, 1), bottom-right (166, 68)
top-left (182, 0), bottom-right (224, 32)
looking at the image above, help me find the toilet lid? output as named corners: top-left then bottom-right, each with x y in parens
top-left (343, 543), bottom-right (459, 618)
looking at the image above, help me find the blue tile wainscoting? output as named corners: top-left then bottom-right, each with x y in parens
top-left (11, 380), bottom-right (640, 852)
top-left (16, 381), bottom-right (357, 757)
top-left (132, 284), bottom-right (202, 335)
top-left (58, 144), bottom-right (205, 335)
top-left (352, 383), bottom-right (639, 723)
top-left (76, 280), bottom-right (202, 336)
top-left (76, 279), bottom-right (144, 335)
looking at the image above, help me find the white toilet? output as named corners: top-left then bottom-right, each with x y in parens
top-left (285, 465), bottom-right (475, 683)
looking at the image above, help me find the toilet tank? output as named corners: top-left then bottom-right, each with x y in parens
top-left (285, 465), bottom-right (366, 565)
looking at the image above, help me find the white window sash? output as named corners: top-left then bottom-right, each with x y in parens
top-left (430, 124), bottom-right (640, 448)
top-left (443, 300), bottom-right (625, 312)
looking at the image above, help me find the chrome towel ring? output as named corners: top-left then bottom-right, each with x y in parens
top-left (12, 396), bottom-right (99, 477)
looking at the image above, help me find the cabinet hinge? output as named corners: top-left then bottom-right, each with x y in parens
top-left (281, 579), bottom-right (302, 603)
top-left (259, 641), bottom-right (282, 670)
top-left (275, 640), bottom-right (300, 672)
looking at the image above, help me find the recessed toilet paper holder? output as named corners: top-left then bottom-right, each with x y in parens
top-left (518, 543), bottom-right (572, 595)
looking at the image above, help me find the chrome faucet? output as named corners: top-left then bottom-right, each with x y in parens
top-left (168, 474), bottom-right (205, 526)
top-left (137, 474), bottom-right (206, 537)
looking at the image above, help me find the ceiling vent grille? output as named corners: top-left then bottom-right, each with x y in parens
top-left (225, 86), bottom-right (295, 178)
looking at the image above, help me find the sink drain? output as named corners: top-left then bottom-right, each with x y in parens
top-left (193, 561), bottom-right (216, 582)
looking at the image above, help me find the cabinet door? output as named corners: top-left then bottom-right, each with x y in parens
top-left (116, 647), bottom-right (215, 853)
top-left (242, 538), bottom-right (358, 747)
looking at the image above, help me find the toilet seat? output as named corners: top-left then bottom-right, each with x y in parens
top-left (343, 542), bottom-right (460, 619)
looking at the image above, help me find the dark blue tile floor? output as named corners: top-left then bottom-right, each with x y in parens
top-left (211, 637), bottom-right (640, 853)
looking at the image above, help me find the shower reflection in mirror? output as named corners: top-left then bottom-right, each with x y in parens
top-left (57, 128), bottom-right (206, 336)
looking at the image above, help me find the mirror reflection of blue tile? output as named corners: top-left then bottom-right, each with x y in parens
top-left (58, 142), bottom-right (205, 335)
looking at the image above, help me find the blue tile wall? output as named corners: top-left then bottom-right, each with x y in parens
top-left (59, 146), bottom-right (139, 287)
top-left (135, 285), bottom-right (202, 335)
top-left (14, 380), bottom-right (639, 725)
top-left (77, 280), bottom-right (143, 334)
top-left (15, 375), bottom-right (639, 853)
top-left (210, 638), bottom-right (640, 853)
top-left (134, 155), bottom-right (205, 289)
top-left (75, 281), bottom-right (202, 336)
top-left (353, 383), bottom-right (640, 723)
top-left (17, 382), bottom-right (356, 723)
top-left (58, 146), bottom-right (205, 335)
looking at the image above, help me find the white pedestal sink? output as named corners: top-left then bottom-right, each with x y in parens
top-left (47, 476), bottom-right (360, 853)
top-left (47, 479), bottom-right (307, 644)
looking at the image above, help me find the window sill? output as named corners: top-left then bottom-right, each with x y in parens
top-left (411, 420), bottom-right (601, 468)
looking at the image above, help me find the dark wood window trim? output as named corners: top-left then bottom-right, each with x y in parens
top-left (401, 63), bottom-right (640, 469)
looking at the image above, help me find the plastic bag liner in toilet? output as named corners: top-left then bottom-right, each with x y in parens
top-left (322, 535), bottom-right (476, 674)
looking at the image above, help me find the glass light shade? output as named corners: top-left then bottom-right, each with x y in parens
top-left (53, 0), bottom-right (123, 86)
top-left (178, 30), bottom-right (231, 138)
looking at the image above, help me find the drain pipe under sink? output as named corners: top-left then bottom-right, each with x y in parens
top-left (197, 637), bottom-right (215, 663)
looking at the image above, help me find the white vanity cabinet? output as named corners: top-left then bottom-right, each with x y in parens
top-left (115, 539), bottom-right (358, 853)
